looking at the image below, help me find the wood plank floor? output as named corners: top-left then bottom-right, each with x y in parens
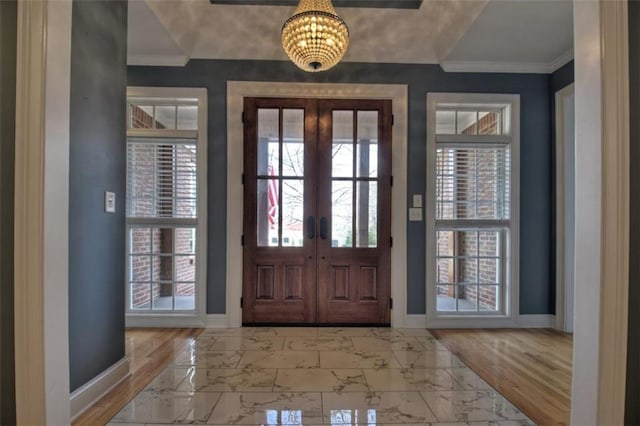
top-left (72, 327), bottom-right (202, 426)
top-left (430, 328), bottom-right (573, 426)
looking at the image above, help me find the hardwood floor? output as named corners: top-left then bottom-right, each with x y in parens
top-left (431, 328), bottom-right (573, 426)
top-left (72, 327), bottom-right (202, 426)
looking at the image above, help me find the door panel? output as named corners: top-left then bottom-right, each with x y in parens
top-left (243, 98), bottom-right (317, 324)
top-left (317, 99), bottom-right (392, 324)
top-left (243, 97), bottom-right (391, 325)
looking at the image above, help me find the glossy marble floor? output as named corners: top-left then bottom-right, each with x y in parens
top-left (107, 327), bottom-right (535, 425)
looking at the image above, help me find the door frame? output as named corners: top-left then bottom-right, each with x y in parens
top-left (226, 82), bottom-right (408, 328)
top-left (554, 83), bottom-right (575, 333)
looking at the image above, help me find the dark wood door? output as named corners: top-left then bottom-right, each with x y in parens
top-left (242, 98), bottom-right (392, 325)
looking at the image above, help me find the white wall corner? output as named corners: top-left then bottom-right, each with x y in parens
top-left (405, 315), bottom-right (427, 329)
top-left (69, 357), bottom-right (130, 421)
top-left (518, 314), bottom-right (556, 328)
top-left (206, 314), bottom-right (229, 328)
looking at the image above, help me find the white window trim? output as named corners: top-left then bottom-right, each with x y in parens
top-left (124, 86), bottom-right (208, 328)
top-left (426, 93), bottom-right (520, 328)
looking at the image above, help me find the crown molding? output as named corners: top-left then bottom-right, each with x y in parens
top-left (127, 53), bottom-right (189, 67)
top-left (440, 49), bottom-right (574, 74)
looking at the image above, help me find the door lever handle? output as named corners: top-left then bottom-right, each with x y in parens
top-left (307, 216), bottom-right (315, 239)
top-left (320, 217), bottom-right (328, 240)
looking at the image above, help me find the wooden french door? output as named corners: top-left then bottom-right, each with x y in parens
top-left (242, 97), bottom-right (392, 325)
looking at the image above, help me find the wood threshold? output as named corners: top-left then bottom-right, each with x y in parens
top-left (430, 328), bottom-right (572, 426)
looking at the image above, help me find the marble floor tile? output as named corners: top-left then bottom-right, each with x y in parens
top-left (208, 336), bottom-right (285, 351)
top-left (178, 368), bottom-right (277, 392)
top-left (352, 336), bottom-right (425, 352)
top-left (322, 391), bottom-right (438, 424)
top-left (364, 368), bottom-right (459, 392)
top-left (430, 421), bottom-right (536, 426)
top-left (284, 336), bottom-right (354, 351)
top-left (318, 327), bottom-right (390, 337)
top-left (144, 367), bottom-right (193, 392)
top-left (274, 368), bottom-right (369, 392)
top-left (207, 392), bottom-right (323, 425)
top-left (446, 368), bottom-right (494, 391)
top-left (393, 350), bottom-right (466, 369)
top-left (237, 350), bottom-right (319, 369)
top-left (421, 390), bottom-right (530, 423)
top-left (110, 390), bottom-right (220, 424)
top-left (172, 349), bottom-right (243, 369)
top-left (320, 350), bottom-right (401, 369)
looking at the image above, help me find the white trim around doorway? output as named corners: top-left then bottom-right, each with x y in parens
top-left (226, 81), bottom-right (408, 328)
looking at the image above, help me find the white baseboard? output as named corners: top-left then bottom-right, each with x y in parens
top-left (206, 314), bottom-right (229, 328)
top-left (70, 357), bottom-right (130, 420)
top-left (518, 314), bottom-right (556, 328)
top-left (405, 314), bottom-right (427, 328)
top-left (125, 314), bottom-right (206, 328)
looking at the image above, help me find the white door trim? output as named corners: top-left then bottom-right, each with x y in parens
top-left (555, 83), bottom-right (575, 333)
top-left (14, 1), bottom-right (72, 424)
top-left (226, 81), bottom-right (408, 328)
top-left (571, 0), bottom-right (629, 424)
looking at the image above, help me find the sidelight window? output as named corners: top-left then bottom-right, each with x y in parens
top-left (125, 88), bottom-right (207, 325)
top-left (427, 94), bottom-right (519, 323)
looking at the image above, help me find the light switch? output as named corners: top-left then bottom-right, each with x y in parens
top-left (409, 207), bottom-right (422, 221)
top-left (105, 191), bottom-right (116, 213)
top-left (412, 194), bottom-right (423, 208)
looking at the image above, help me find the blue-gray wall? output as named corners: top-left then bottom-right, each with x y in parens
top-left (0, 0), bottom-right (17, 422)
top-left (128, 60), bottom-right (553, 315)
top-left (627, 1), bottom-right (640, 422)
top-left (69, 0), bottom-right (128, 392)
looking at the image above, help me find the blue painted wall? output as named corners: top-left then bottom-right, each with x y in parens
top-left (128, 60), bottom-right (553, 315)
top-left (68, 0), bottom-right (128, 392)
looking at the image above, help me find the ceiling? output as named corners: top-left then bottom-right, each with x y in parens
top-left (127, 0), bottom-right (573, 72)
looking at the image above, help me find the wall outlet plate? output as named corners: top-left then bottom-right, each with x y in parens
top-left (105, 191), bottom-right (116, 213)
top-left (409, 207), bottom-right (422, 221)
top-left (412, 194), bottom-right (423, 208)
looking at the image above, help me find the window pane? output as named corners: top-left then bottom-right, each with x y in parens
top-left (478, 111), bottom-right (502, 135)
top-left (479, 231), bottom-right (500, 257)
top-left (479, 285), bottom-right (500, 311)
top-left (459, 258), bottom-right (477, 284)
top-left (282, 109), bottom-right (304, 177)
top-left (130, 104), bottom-right (154, 129)
top-left (152, 284), bottom-right (174, 310)
top-left (175, 255), bottom-right (196, 282)
top-left (130, 255), bottom-right (151, 282)
top-left (436, 258), bottom-right (453, 284)
top-left (458, 285), bottom-right (478, 311)
top-left (175, 283), bottom-right (196, 310)
top-left (130, 227), bottom-right (151, 254)
top-left (282, 179), bottom-right (304, 247)
top-left (257, 179), bottom-right (279, 247)
top-left (177, 105), bottom-right (198, 130)
top-left (436, 110), bottom-right (455, 134)
top-left (152, 228), bottom-right (174, 254)
top-left (357, 111), bottom-right (378, 178)
top-left (175, 228), bottom-right (196, 254)
top-left (258, 109), bottom-right (280, 176)
top-left (437, 285), bottom-right (456, 311)
top-left (131, 284), bottom-right (151, 310)
top-left (457, 111), bottom-right (477, 135)
top-left (155, 106), bottom-right (176, 129)
top-left (127, 139), bottom-right (197, 219)
top-left (356, 181), bottom-right (377, 247)
top-left (479, 258), bottom-right (499, 284)
top-left (435, 147), bottom-right (509, 220)
top-left (332, 181), bottom-right (353, 247)
top-left (332, 111), bottom-right (353, 177)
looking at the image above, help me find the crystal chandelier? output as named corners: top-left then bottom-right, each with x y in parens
top-left (281, 0), bottom-right (349, 72)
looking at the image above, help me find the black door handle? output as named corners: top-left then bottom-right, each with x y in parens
top-left (320, 217), bottom-right (328, 240)
top-left (307, 216), bottom-right (315, 239)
